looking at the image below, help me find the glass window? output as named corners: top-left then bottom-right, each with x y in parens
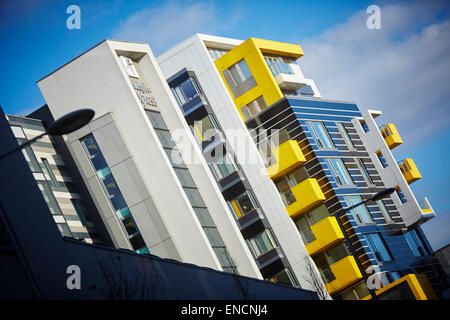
top-left (71, 199), bottom-right (87, 226)
top-left (363, 233), bottom-right (392, 263)
top-left (390, 271), bottom-right (402, 282)
top-left (172, 78), bottom-right (200, 106)
top-left (307, 121), bottom-right (335, 149)
top-left (122, 216), bottom-right (138, 236)
top-left (396, 188), bottom-right (407, 204)
top-left (295, 216), bottom-right (315, 244)
top-left (273, 268), bottom-right (297, 287)
top-left (164, 148), bottom-right (186, 168)
top-left (57, 223), bottom-right (73, 237)
top-left (327, 158), bottom-right (354, 186)
top-left (203, 227), bottom-right (225, 247)
top-left (227, 59), bottom-right (252, 86)
top-left (183, 188), bottom-right (205, 207)
top-left (120, 56), bottom-right (139, 78)
top-left (344, 195), bottom-right (373, 224)
top-left (308, 204), bottom-right (330, 224)
top-left (41, 158), bottom-right (58, 186)
top-left (264, 56), bottom-right (294, 76)
top-left (377, 152), bottom-right (388, 168)
top-left (298, 85), bottom-right (315, 96)
top-left (207, 47), bottom-right (229, 60)
top-left (129, 234), bottom-right (146, 251)
top-left (314, 254), bottom-right (335, 284)
top-left (136, 247), bottom-right (150, 254)
top-left (210, 153), bottom-right (237, 180)
top-left (193, 207), bottom-right (215, 227)
top-left (377, 200), bottom-right (393, 223)
top-left (11, 125), bottom-right (26, 138)
top-left (276, 179), bottom-right (296, 206)
top-left (192, 115), bottom-right (220, 142)
top-left (357, 158), bottom-right (373, 184)
top-left (21, 146), bottom-right (42, 173)
top-left (37, 181), bottom-right (61, 215)
top-left (213, 247), bottom-right (235, 268)
top-left (247, 229), bottom-right (276, 258)
top-left (337, 122), bottom-right (354, 148)
top-left (146, 110), bottom-right (167, 130)
top-left (241, 96), bottom-right (267, 120)
top-left (174, 168), bottom-right (196, 188)
top-left (81, 135), bottom-right (109, 172)
top-left (288, 166), bottom-right (308, 186)
top-left (327, 242), bottom-right (349, 264)
top-left (155, 129), bottom-right (176, 148)
top-left (258, 139), bottom-right (276, 167)
top-left (405, 230), bottom-right (428, 257)
top-left (235, 191), bottom-right (257, 216)
top-left (360, 121), bottom-right (369, 133)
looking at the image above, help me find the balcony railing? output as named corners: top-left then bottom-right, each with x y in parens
top-left (266, 140), bottom-right (306, 180)
top-left (264, 56), bottom-right (294, 76)
top-left (379, 123), bottom-right (403, 149)
top-left (305, 217), bottom-right (345, 256)
top-left (398, 158), bottom-right (422, 184)
top-left (285, 178), bottom-right (326, 219)
top-left (419, 197), bottom-right (434, 214)
top-left (324, 256), bottom-right (363, 295)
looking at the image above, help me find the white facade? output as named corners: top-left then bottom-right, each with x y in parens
top-left (157, 34), bottom-right (327, 291)
top-left (352, 110), bottom-right (435, 227)
top-left (37, 39), bottom-right (261, 278)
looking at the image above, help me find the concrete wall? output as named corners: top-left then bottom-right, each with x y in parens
top-left (353, 110), bottom-right (432, 227)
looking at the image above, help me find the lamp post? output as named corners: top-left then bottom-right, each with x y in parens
top-left (0, 109), bottom-right (95, 160)
top-left (332, 188), bottom-right (396, 300)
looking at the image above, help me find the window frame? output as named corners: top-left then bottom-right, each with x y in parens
top-left (327, 158), bottom-right (354, 187)
top-left (363, 232), bottom-right (393, 263)
top-left (247, 229), bottom-right (277, 258)
top-left (120, 56), bottom-right (139, 78)
top-left (227, 59), bottom-right (252, 86)
top-left (306, 120), bottom-right (336, 149)
top-left (344, 195), bottom-right (374, 225)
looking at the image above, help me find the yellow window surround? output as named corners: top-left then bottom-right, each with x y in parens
top-left (214, 37), bottom-right (304, 121)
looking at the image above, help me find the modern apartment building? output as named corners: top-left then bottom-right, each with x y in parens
top-left (3, 112), bottom-right (106, 244)
top-left (0, 103), bottom-right (319, 300)
top-left (34, 39), bottom-right (262, 279)
top-left (157, 34), bottom-right (444, 299)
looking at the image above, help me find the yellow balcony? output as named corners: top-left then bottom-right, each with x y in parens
top-left (305, 217), bottom-right (345, 256)
top-left (286, 178), bottom-right (325, 219)
top-left (325, 256), bottom-right (363, 295)
top-left (267, 140), bottom-right (306, 180)
top-left (361, 274), bottom-right (437, 300)
top-left (398, 158), bottom-right (422, 184)
top-left (380, 123), bottom-right (403, 149)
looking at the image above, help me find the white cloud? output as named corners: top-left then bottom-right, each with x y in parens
top-left (111, 0), bottom-right (241, 55)
top-left (298, 1), bottom-right (450, 147)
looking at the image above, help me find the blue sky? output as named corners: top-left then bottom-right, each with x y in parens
top-left (0, 0), bottom-right (449, 250)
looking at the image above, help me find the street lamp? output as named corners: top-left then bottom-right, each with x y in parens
top-left (333, 187), bottom-right (396, 300)
top-left (0, 109), bottom-right (95, 160)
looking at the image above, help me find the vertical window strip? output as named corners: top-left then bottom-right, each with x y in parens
top-left (146, 110), bottom-right (237, 272)
top-left (80, 134), bottom-right (148, 253)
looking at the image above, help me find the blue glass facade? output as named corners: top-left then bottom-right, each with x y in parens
top-left (246, 96), bottom-right (443, 297)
